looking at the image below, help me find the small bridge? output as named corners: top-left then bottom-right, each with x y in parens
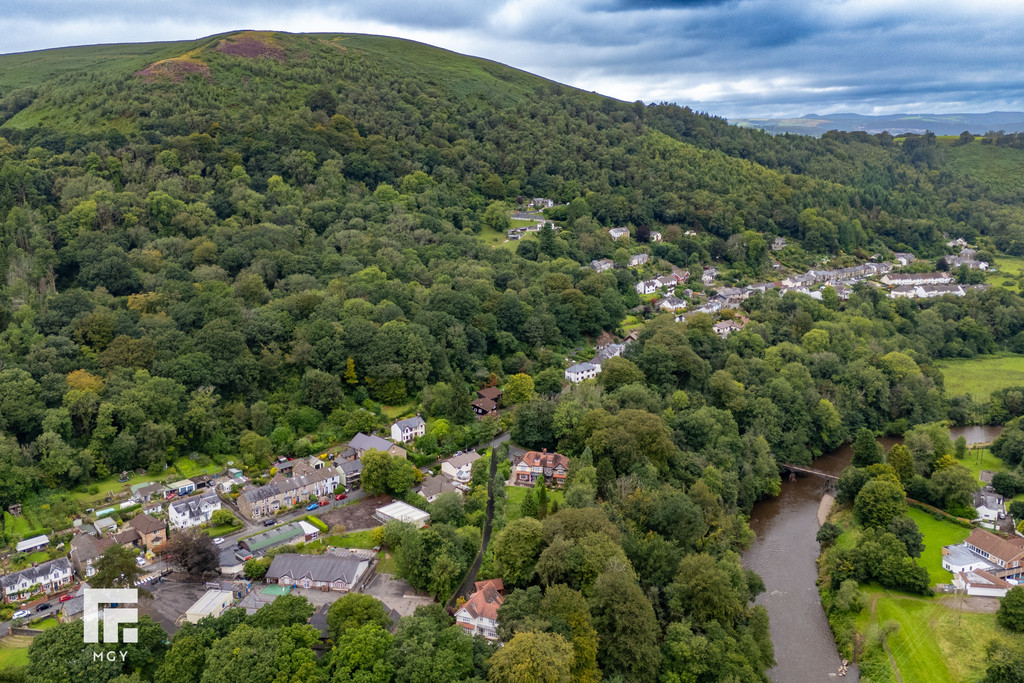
top-left (779, 463), bottom-right (840, 482)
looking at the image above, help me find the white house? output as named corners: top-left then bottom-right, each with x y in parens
top-left (659, 297), bottom-right (687, 312)
top-left (649, 231), bottom-right (662, 242)
top-left (608, 227), bottom-right (629, 241)
top-left (880, 272), bottom-right (954, 286)
top-left (390, 416), bottom-right (426, 443)
top-left (953, 569), bottom-right (1012, 598)
top-left (628, 253), bottom-right (649, 267)
top-left (565, 362), bottom-right (598, 383)
top-left (942, 544), bottom-right (994, 574)
top-left (636, 278), bottom-right (659, 295)
top-left (1, 558), bottom-right (73, 603)
top-left (455, 579), bottom-right (504, 640)
top-left (441, 450), bottom-right (483, 484)
top-left (168, 492), bottom-right (221, 529)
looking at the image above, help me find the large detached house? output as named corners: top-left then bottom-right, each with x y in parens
top-left (266, 553), bottom-right (370, 593)
top-left (128, 513), bottom-right (166, 550)
top-left (349, 432), bottom-right (406, 459)
top-left (1, 558), bottom-right (73, 603)
top-left (512, 450), bottom-right (569, 488)
top-left (455, 579), bottom-right (504, 640)
top-left (391, 416), bottom-right (426, 443)
top-left (168, 493), bottom-right (221, 529)
top-left (442, 450), bottom-right (483, 485)
top-left (564, 362), bottom-right (598, 384)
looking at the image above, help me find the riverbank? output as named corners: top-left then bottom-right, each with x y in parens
top-left (817, 493), bottom-right (835, 526)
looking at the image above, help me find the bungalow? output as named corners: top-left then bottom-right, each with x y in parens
top-left (127, 513), bottom-right (166, 550)
top-left (962, 528), bottom-right (1024, 569)
top-left (266, 552), bottom-right (371, 593)
top-left (713, 319), bottom-right (745, 338)
top-left (169, 479), bottom-right (196, 497)
top-left (628, 253), bottom-right (649, 267)
top-left (512, 449), bottom-right (569, 488)
top-left (441, 450), bottom-right (483, 484)
top-left (391, 416), bottom-right (426, 444)
top-left (880, 272), bottom-right (954, 286)
top-left (953, 568), bottom-right (1012, 598)
top-left (455, 579), bottom-right (504, 640)
top-left (349, 433), bottom-right (406, 459)
top-left (15, 535), bottom-right (49, 554)
top-left (658, 297), bottom-right (687, 312)
top-left (590, 259), bottom-right (615, 273)
top-left (564, 362), bottom-right (598, 384)
top-left (168, 493), bottom-right (221, 529)
top-left (1, 558), bottom-right (73, 603)
top-left (608, 227), bottom-right (630, 241)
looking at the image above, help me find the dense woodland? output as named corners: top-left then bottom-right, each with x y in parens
top-left (2, 30), bottom-right (1024, 682)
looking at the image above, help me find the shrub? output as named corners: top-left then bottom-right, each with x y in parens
top-left (305, 515), bottom-right (328, 533)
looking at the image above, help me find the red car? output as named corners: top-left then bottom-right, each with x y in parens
top-left (335, 493), bottom-right (347, 500)
top-left (318, 499), bottom-right (329, 506)
top-left (58, 594), bottom-right (73, 602)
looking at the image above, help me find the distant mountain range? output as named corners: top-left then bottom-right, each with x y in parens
top-left (730, 112), bottom-right (1024, 137)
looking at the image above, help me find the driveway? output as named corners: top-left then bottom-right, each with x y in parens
top-left (137, 581), bottom-right (212, 634)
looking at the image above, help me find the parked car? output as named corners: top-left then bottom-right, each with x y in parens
top-left (213, 537), bottom-right (224, 545)
top-left (318, 499), bottom-right (329, 506)
top-left (135, 556), bottom-right (147, 567)
top-left (36, 603), bottom-right (51, 612)
top-left (335, 493), bottom-right (347, 500)
top-left (12, 610), bottom-right (30, 620)
top-left (306, 502), bottom-right (319, 511)
top-left (58, 594), bottom-right (73, 602)
top-left (263, 519), bottom-right (276, 527)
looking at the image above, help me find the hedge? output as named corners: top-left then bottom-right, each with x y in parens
top-left (906, 498), bottom-right (974, 529)
top-left (304, 515), bottom-right (328, 533)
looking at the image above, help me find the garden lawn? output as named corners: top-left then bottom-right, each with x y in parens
top-left (985, 255), bottom-right (1024, 292)
top-left (31, 617), bottom-right (58, 630)
top-left (960, 448), bottom-right (1007, 481)
top-left (934, 353), bottom-right (1024, 400)
top-left (376, 551), bottom-right (398, 574)
top-left (906, 508), bottom-right (970, 585)
top-left (328, 529), bottom-right (377, 549)
top-left (204, 521), bottom-right (242, 538)
top-left (505, 486), bottom-right (565, 520)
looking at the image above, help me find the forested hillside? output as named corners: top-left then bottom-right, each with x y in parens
top-left (3, 30), bottom-right (1024, 682)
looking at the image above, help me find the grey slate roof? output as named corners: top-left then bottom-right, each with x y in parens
top-left (0, 558), bottom-right (71, 589)
top-left (349, 433), bottom-right (394, 453)
top-left (266, 553), bottom-right (368, 585)
top-left (393, 416), bottom-right (425, 430)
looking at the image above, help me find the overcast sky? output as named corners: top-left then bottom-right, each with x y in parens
top-left (5, 0), bottom-right (1024, 119)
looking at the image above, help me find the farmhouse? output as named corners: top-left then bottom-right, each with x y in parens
top-left (564, 362), bottom-right (598, 384)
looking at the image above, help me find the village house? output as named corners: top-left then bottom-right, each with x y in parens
top-left (635, 278), bottom-right (659, 295)
top-left (442, 450), bottom-right (483, 485)
top-left (69, 533), bottom-right (114, 578)
top-left (390, 416), bottom-right (426, 443)
top-left (512, 449), bottom-right (569, 488)
top-left (471, 396), bottom-right (498, 416)
top-left (349, 432), bottom-right (406, 459)
top-left (590, 258), bottom-right (615, 273)
top-left (168, 492), bottom-right (221, 529)
top-left (455, 579), bottom-right (504, 640)
top-left (945, 254), bottom-right (989, 270)
top-left (1, 558), bottom-right (73, 603)
top-left (266, 552), bottom-right (371, 593)
top-left (649, 231), bottom-right (662, 242)
top-left (713, 319), bottom-right (746, 338)
top-left (237, 461), bottom-right (341, 520)
top-left (128, 513), bottom-right (166, 550)
top-left (628, 253), bottom-right (649, 267)
top-left (893, 252), bottom-right (916, 266)
top-left (880, 271), bottom-right (954, 287)
top-left (701, 267), bottom-right (719, 285)
top-left (771, 236), bottom-right (787, 251)
top-left (131, 482), bottom-right (165, 502)
top-left (974, 489), bottom-right (1006, 527)
top-left (608, 227), bottom-right (629, 241)
top-left (529, 198), bottom-right (554, 209)
top-left (946, 237), bottom-right (969, 249)
top-left (477, 386), bottom-right (503, 404)
top-left (564, 362), bottom-right (598, 384)
top-left (338, 459), bottom-right (362, 490)
top-left (415, 475), bottom-right (460, 503)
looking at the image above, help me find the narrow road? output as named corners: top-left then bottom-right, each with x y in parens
top-left (446, 437), bottom-right (504, 608)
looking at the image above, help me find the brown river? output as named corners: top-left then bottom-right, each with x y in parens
top-left (742, 425), bottom-right (1004, 682)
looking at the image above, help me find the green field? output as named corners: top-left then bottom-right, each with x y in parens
top-left (855, 589), bottom-right (1019, 683)
top-left (328, 529), bottom-right (377, 549)
top-left (934, 353), bottom-right (1024, 399)
top-left (906, 508), bottom-right (970, 585)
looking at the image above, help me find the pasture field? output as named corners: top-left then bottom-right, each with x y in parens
top-left (934, 353), bottom-right (1024, 400)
